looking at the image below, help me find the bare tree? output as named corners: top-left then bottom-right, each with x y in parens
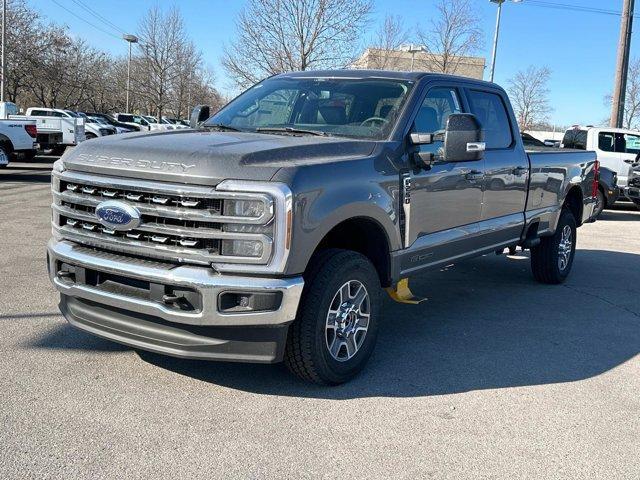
top-left (136, 6), bottom-right (194, 118)
top-left (223, 0), bottom-right (373, 89)
top-left (364, 15), bottom-right (409, 69)
top-left (415, 0), bottom-right (483, 74)
top-left (0, 1), bottom-right (220, 118)
top-left (507, 66), bottom-right (553, 131)
top-left (604, 58), bottom-right (640, 129)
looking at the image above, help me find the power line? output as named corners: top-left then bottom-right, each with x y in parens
top-left (69, 0), bottom-right (126, 36)
top-left (523, 1), bottom-right (621, 16)
top-left (50, 0), bottom-right (122, 40)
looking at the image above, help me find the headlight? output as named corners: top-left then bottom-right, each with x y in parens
top-left (52, 159), bottom-right (65, 173)
top-left (221, 239), bottom-right (264, 257)
top-left (213, 180), bottom-right (293, 274)
top-left (224, 198), bottom-right (267, 218)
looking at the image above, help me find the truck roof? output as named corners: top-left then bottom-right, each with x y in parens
top-left (275, 69), bottom-right (498, 87)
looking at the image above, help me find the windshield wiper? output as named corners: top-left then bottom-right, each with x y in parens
top-left (203, 123), bottom-right (243, 132)
top-left (255, 127), bottom-right (330, 137)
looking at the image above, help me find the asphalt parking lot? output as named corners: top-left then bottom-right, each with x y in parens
top-left (1, 157), bottom-right (639, 479)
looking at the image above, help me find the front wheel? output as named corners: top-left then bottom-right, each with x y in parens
top-left (284, 249), bottom-right (381, 385)
top-left (530, 208), bottom-right (577, 284)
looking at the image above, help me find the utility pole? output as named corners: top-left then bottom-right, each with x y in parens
top-left (611, 0), bottom-right (635, 128)
top-left (1, 0), bottom-right (6, 103)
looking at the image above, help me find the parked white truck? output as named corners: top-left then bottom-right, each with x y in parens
top-left (0, 102), bottom-right (39, 166)
top-left (562, 126), bottom-right (638, 200)
top-left (24, 107), bottom-right (86, 154)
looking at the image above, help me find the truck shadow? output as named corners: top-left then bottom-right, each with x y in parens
top-left (138, 248), bottom-right (640, 399)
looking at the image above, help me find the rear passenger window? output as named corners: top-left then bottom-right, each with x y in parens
top-left (562, 129), bottom-right (587, 149)
top-left (467, 90), bottom-right (513, 149)
top-left (598, 132), bottom-right (615, 152)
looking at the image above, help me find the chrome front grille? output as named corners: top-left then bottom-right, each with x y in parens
top-left (52, 170), bottom-right (274, 266)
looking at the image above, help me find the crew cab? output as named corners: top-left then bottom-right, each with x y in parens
top-left (562, 126), bottom-right (636, 198)
top-left (47, 71), bottom-right (597, 384)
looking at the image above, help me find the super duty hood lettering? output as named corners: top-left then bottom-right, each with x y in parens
top-left (75, 152), bottom-right (196, 173)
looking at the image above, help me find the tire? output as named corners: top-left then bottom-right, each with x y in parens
top-left (51, 146), bottom-right (66, 156)
top-left (85, 133), bottom-right (97, 140)
top-left (531, 208), bottom-right (577, 284)
top-left (284, 249), bottom-right (381, 385)
top-left (0, 144), bottom-right (10, 168)
top-left (22, 150), bottom-right (37, 161)
top-left (593, 188), bottom-right (605, 218)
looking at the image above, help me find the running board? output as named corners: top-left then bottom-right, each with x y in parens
top-left (386, 278), bottom-right (427, 305)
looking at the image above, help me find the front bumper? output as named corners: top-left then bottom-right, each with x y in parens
top-left (48, 239), bottom-right (304, 362)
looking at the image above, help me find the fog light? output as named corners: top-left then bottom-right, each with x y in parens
top-left (218, 291), bottom-right (282, 313)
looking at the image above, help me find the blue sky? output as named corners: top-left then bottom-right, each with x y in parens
top-left (31, 0), bottom-right (632, 126)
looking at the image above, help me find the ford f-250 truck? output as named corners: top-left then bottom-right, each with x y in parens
top-left (47, 71), bottom-right (597, 384)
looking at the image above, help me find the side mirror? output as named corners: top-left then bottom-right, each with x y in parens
top-left (443, 113), bottom-right (484, 162)
top-left (190, 105), bottom-right (210, 128)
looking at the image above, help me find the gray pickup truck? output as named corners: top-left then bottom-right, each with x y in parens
top-left (48, 71), bottom-right (597, 384)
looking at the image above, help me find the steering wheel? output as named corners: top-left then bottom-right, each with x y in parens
top-left (360, 116), bottom-right (389, 128)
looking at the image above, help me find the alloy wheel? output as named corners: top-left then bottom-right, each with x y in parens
top-left (325, 280), bottom-right (370, 362)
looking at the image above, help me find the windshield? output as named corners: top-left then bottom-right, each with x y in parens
top-left (207, 76), bottom-right (414, 139)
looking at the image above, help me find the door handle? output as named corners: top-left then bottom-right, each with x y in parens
top-left (465, 170), bottom-right (484, 181)
top-left (466, 142), bottom-right (486, 152)
top-left (512, 166), bottom-right (528, 175)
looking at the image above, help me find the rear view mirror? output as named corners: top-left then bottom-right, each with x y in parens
top-left (443, 113), bottom-right (484, 162)
top-left (190, 105), bottom-right (210, 128)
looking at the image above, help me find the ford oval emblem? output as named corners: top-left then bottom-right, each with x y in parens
top-left (95, 200), bottom-right (141, 231)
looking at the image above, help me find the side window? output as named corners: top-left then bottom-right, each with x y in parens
top-left (616, 133), bottom-right (640, 154)
top-left (414, 87), bottom-right (461, 133)
top-left (598, 132), bottom-right (615, 152)
top-left (562, 129), bottom-right (587, 149)
top-left (467, 90), bottom-right (513, 149)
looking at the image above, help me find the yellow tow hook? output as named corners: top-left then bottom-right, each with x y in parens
top-left (385, 278), bottom-right (427, 305)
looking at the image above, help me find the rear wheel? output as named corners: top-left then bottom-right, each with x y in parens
top-left (22, 150), bottom-right (37, 161)
top-left (85, 133), bottom-right (97, 140)
top-left (530, 208), bottom-right (577, 284)
top-left (284, 249), bottom-right (381, 385)
top-left (593, 188), bottom-right (605, 217)
top-left (51, 146), bottom-right (66, 156)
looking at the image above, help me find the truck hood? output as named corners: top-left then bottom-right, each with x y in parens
top-left (61, 129), bottom-right (377, 186)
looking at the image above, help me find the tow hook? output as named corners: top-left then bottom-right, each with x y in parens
top-left (385, 278), bottom-right (427, 305)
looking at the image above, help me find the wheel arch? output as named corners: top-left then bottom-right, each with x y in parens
top-left (0, 133), bottom-right (15, 153)
top-left (308, 216), bottom-right (393, 288)
top-left (563, 184), bottom-right (584, 226)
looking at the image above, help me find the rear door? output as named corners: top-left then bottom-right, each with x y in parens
top-left (615, 131), bottom-right (640, 186)
top-left (594, 130), bottom-right (625, 184)
top-left (465, 88), bottom-right (528, 244)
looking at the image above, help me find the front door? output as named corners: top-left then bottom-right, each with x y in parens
top-left (401, 86), bottom-right (485, 272)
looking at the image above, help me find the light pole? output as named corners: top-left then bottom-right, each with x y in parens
top-left (489, 0), bottom-right (522, 83)
top-left (123, 34), bottom-right (138, 113)
top-left (401, 44), bottom-right (426, 71)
